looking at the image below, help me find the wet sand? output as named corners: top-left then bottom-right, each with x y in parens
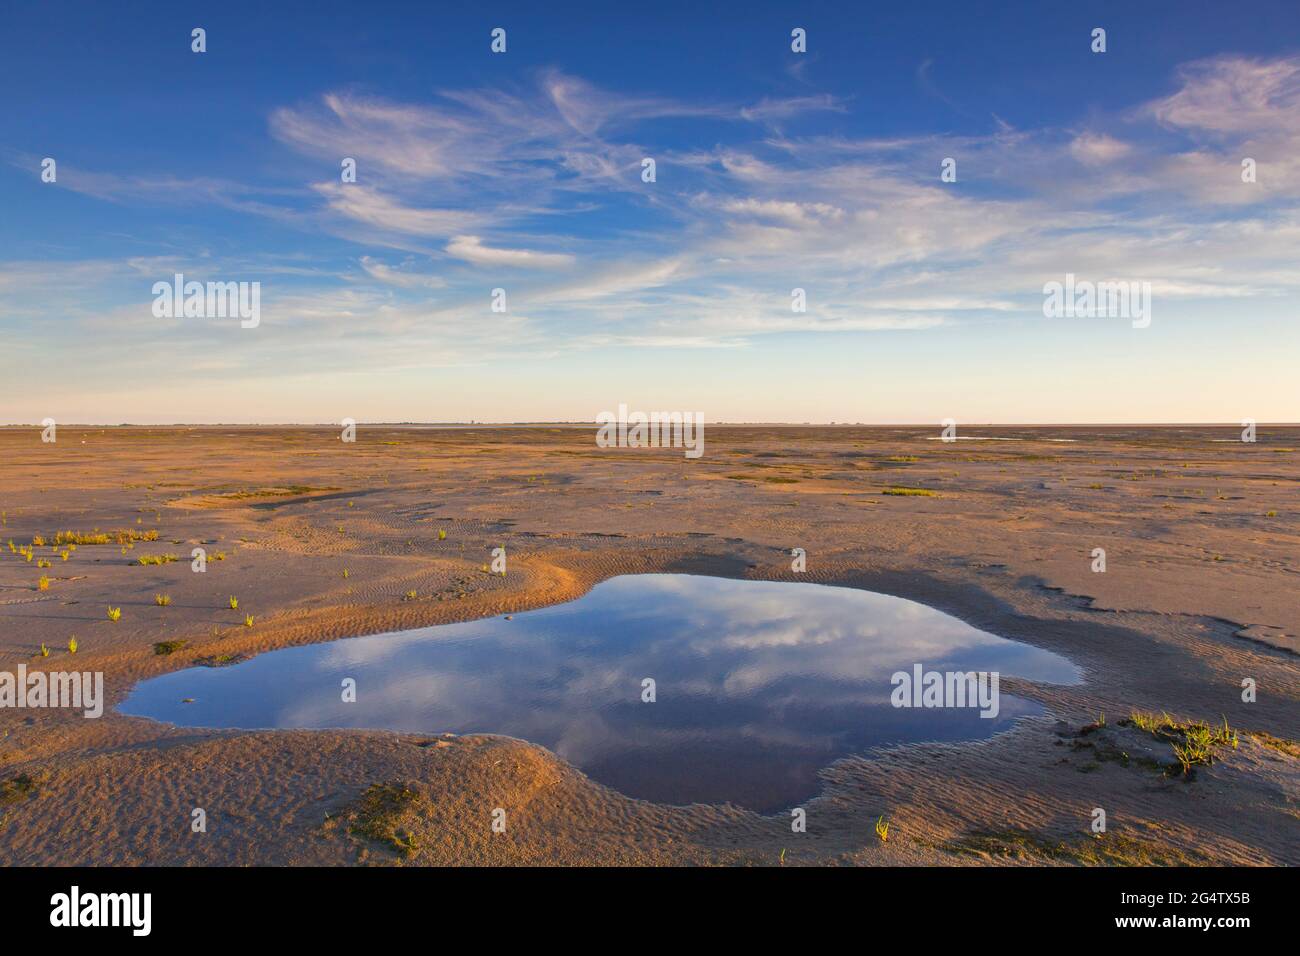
top-left (0, 424), bottom-right (1295, 865)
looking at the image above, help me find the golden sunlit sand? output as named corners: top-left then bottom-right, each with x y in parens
top-left (0, 425), bottom-right (1295, 865)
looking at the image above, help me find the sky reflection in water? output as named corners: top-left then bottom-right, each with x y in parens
top-left (119, 574), bottom-right (1079, 811)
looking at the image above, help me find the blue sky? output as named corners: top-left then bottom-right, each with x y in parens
top-left (2, 0), bottom-right (1297, 423)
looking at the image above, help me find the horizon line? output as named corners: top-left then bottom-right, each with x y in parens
top-left (3, 421), bottom-right (1296, 429)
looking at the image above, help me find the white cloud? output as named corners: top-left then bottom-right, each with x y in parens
top-left (1069, 132), bottom-right (1132, 165)
top-left (1148, 55), bottom-right (1300, 135)
top-left (312, 183), bottom-right (478, 237)
top-left (358, 257), bottom-right (446, 288)
top-left (445, 236), bottom-right (575, 269)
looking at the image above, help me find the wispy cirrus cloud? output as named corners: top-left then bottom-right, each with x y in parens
top-left (445, 235), bottom-right (575, 269)
top-left (6, 54), bottom-right (1300, 408)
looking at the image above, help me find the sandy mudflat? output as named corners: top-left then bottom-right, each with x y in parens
top-left (0, 424), bottom-right (1295, 866)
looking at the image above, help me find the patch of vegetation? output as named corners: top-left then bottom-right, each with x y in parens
top-left (216, 485), bottom-right (337, 500)
top-left (346, 783), bottom-right (422, 858)
top-left (137, 553), bottom-right (179, 566)
top-left (881, 486), bottom-right (937, 496)
top-left (0, 774), bottom-right (37, 808)
top-left (197, 653), bottom-right (244, 667)
top-left (48, 529), bottom-right (158, 546)
top-left (153, 640), bottom-right (188, 655)
top-left (1122, 712), bottom-right (1238, 777)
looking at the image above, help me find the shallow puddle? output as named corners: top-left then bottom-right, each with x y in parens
top-left (120, 574), bottom-right (1079, 811)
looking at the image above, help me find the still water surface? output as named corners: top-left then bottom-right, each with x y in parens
top-left (120, 574), bottom-right (1079, 811)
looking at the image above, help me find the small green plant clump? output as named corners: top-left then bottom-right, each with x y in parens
top-left (0, 773), bottom-right (38, 807)
top-left (346, 782), bottom-right (421, 858)
top-left (1125, 711), bottom-right (1238, 776)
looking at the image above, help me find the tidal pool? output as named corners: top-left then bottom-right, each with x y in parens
top-left (119, 574), bottom-right (1080, 812)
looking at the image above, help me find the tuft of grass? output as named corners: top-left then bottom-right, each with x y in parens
top-left (345, 783), bottom-right (421, 858)
top-left (875, 816), bottom-right (890, 843)
top-left (0, 773), bottom-right (38, 807)
top-left (39, 644), bottom-right (49, 658)
top-left (137, 553), bottom-right (178, 566)
top-left (881, 486), bottom-right (937, 497)
top-left (243, 614), bottom-right (254, 628)
top-left (106, 606), bottom-right (121, 622)
top-left (1129, 710), bottom-right (1163, 734)
top-left (154, 594), bottom-right (171, 606)
top-left (37, 575), bottom-right (49, 591)
top-left (49, 529), bottom-right (158, 546)
top-left (153, 640), bottom-right (188, 655)
top-left (403, 590), bottom-right (418, 601)
top-left (68, 637), bottom-right (77, 655)
top-left (228, 596), bottom-right (238, 610)
top-left (1124, 711), bottom-right (1238, 776)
